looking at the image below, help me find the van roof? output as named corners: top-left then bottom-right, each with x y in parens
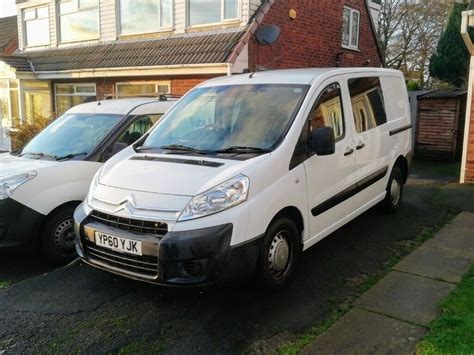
top-left (199, 67), bottom-right (402, 87)
top-left (66, 97), bottom-right (177, 115)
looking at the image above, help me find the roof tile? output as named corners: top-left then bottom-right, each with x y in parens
top-left (23, 29), bottom-right (244, 72)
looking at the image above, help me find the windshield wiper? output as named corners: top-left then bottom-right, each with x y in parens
top-left (160, 144), bottom-right (211, 155)
top-left (19, 152), bottom-right (57, 160)
top-left (215, 146), bottom-right (272, 155)
top-left (55, 152), bottom-right (88, 161)
top-left (135, 146), bottom-right (161, 152)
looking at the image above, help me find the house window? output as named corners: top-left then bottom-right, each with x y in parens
top-left (55, 84), bottom-right (96, 116)
top-left (119, 0), bottom-right (173, 35)
top-left (116, 82), bottom-right (171, 98)
top-left (23, 6), bottom-right (50, 47)
top-left (0, 80), bottom-right (20, 126)
top-left (342, 7), bottom-right (360, 50)
top-left (188, 0), bottom-right (238, 27)
top-left (58, 0), bottom-right (99, 42)
top-left (23, 81), bottom-right (52, 124)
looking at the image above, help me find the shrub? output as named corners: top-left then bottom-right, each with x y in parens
top-left (406, 80), bottom-right (420, 91)
top-left (7, 116), bottom-right (52, 151)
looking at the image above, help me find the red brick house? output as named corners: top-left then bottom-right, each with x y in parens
top-left (0, 0), bottom-right (382, 151)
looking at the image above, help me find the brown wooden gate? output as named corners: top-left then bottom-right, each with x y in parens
top-left (415, 90), bottom-right (467, 161)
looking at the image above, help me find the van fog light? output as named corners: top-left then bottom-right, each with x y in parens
top-left (178, 174), bottom-right (249, 221)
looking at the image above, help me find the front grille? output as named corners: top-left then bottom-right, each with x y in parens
top-left (83, 240), bottom-right (158, 278)
top-left (91, 210), bottom-right (168, 236)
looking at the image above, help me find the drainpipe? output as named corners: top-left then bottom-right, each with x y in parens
top-left (460, 3), bottom-right (474, 182)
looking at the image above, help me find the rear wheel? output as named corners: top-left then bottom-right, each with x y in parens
top-left (381, 166), bottom-right (404, 213)
top-left (40, 206), bottom-right (78, 264)
top-left (256, 217), bottom-right (301, 290)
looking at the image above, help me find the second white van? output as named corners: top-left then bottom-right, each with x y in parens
top-left (74, 68), bottom-right (412, 288)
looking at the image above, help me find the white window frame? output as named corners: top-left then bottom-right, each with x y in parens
top-left (342, 7), bottom-right (360, 51)
top-left (22, 5), bottom-right (50, 48)
top-left (115, 81), bottom-right (172, 98)
top-left (57, 0), bottom-right (100, 43)
top-left (55, 83), bottom-right (97, 112)
top-left (186, 0), bottom-right (240, 28)
top-left (117, 0), bottom-right (174, 36)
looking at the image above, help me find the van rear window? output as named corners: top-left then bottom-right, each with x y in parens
top-left (348, 77), bottom-right (387, 133)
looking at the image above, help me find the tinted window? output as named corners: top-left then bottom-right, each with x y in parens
top-left (290, 84), bottom-right (345, 169)
top-left (348, 77), bottom-right (387, 133)
top-left (117, 116), bottom-right (153, 145)
top-left (307, 83), bottom-right (345, 140)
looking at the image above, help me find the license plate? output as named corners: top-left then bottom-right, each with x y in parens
top-left (94, 231), bottom-right (142, 256)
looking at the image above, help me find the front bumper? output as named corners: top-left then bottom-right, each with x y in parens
top-left (0, 198), bottom-right (45, 248)
top-left (74, 204), bottom-right (262, 286)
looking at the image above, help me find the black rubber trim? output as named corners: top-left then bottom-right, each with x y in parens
top-left (311, 166), bottom-right (389, 216)
top-left (130, 155), bottom-right (224, 167)
top-left (389, 124), bottom-right (412, 136)
top-left (0, 198), bottom-right (45, 248)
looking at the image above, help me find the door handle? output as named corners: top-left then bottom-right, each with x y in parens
top-left (344, 148), bottom-right (354, 156)
top-left (356, 142), bottom-right (365, 150)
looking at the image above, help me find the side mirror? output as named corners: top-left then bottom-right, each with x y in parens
top-left (104, 142), bottom-right (128, 161)
top-left (309, 126), bottom-right (335, 156)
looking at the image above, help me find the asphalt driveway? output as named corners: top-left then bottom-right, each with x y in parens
top-left (1, 163), bottom-right (473, 354)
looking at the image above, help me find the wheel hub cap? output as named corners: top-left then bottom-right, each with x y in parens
top-left (391, 178), bottom-right (401, 205)
top-left (53, 218), bottom-right (75, 253)
top-left (268, 231), bottom-right (290, 279)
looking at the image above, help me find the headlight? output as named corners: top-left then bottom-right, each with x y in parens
top-left (178, 174), bottom-right (250, 222)
top-left (86, 168), bottom-right (101, 207)
top-left (0, 171), bottom-right (37, 200)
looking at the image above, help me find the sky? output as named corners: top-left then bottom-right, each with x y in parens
top-left (0, 0), bottom-right (16, 18)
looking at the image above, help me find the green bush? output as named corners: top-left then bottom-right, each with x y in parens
top-left (7, 116), bottom-right (52, 151)
top-left (407, 80), bottom-right (420, 91)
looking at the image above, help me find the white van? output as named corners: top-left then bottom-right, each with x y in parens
top-left (74, 68), bottom-right (412, 288)
top-left (0, 98), bottom-right (175, 263)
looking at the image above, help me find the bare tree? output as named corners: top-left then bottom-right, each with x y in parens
top-left (378, 0), bottom-right (453, 88)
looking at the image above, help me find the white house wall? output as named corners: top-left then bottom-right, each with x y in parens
top-left (16, 0), bottom-right (259, 50)
top-left (100, 0), bottom-right (117, 42)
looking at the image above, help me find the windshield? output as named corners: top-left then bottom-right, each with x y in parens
top-left (142, 84), bottom-right (309, 154)
top-left (20, 113), bottom-right (123, 159)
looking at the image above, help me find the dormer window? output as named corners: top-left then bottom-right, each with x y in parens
top-left (188, 0), bottom-right (238, 27)
top-left (119, 0), bottom-right (173, 35)
top-left (23, 6), bottom-right (50, 47)
top-left (58, 0), bottom-right (99, 43)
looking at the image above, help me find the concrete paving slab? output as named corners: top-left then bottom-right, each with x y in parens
top-left (423, 228), bottom-right (474, 259)
top-left (393, 246), bottom-right (472, 283)
top-left (301, 308), bottom-right (426, 355)
top-left (445, 212), bottom-right (474, 231)
top-left (354, 271), bottom-right (455, 326)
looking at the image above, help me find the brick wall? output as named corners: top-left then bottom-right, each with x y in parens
top-left (3, 37), bottom-right (18, 55)
top-left (248, 0), bottom-right (382, 70)
top-left (52, 75), bottom-right (220, 103)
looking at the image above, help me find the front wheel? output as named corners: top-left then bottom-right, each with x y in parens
top-left (40, 206), bottom-right (78, 264)
top-left (256, 217), bottom-right (301, 290)
top-left (381, 166), bottom-right (404, 213)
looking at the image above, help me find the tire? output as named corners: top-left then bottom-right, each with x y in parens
top-left (40, 206), bottom-right (78, 264)
top-left (381, 166), bottom-right (404, 213)
top-left (256, 217), bottom-right (301, 290)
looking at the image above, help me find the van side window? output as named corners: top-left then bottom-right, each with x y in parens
top-left (290, 83), bottom-right (344, 169)
top-left (348, 77), bottom-right (387, 133)
top-left (308, 83), bottom-right (345, 140)
top-left (117, 115), bottom-right (153, 145)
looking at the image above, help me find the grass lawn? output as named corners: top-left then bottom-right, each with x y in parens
top-left (417, 264), bottom-right (474, 354)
